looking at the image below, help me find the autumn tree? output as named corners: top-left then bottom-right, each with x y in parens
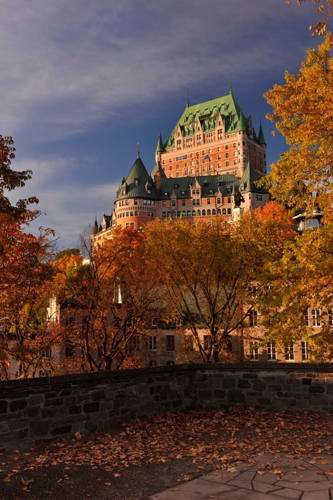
top-left (0, 215), bottom-right (54, 379)
top-left (0, 135), bottom-right (56, 379)
top-left (264, 37), bottom-right (333, 217)
top-left (0, 135), bottom-right (38, 219)
top-left (261, 33), bottom-right (333, 357)
top-left (52, 229), bottom-right (163, 372)
top-left (146, 211), bottom-right (293, 363)
top-left (286, 0), bottom-right (333, 36)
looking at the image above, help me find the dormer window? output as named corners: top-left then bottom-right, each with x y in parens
top-left (135, 177), bottom-right (139, 186)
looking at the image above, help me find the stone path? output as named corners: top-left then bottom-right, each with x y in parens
top-left (150, 455), bottom-right (333, 500)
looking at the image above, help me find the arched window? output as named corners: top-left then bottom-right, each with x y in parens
top-left (212, 209), bottom-right (216, 215)
top-left (197, 210), bottom-right (201, 216)
top-left (202, 209), bottom-right (206, 216)
top-left (207, 209), bottom-right (211, 216)
top-left (222, 208), bottom-right (226, 214)
top-left (192, 210), bottom-right (196, 216)
top-left (227, 208), bottom-right (232, 214)
top-left (217, 209), bottom-right (221, 215)
top-left (187, 210), bottom-right (191, 217)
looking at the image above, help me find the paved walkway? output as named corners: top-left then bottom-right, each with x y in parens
top-left (150, 455), bottom-right (333, 500)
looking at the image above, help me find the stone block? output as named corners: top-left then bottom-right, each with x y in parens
top-left (228, 390), bottom-right (245, 403)
top-left (24, 406), bottom-right (40, 418)
top-left (30, 420), bottom-right (49, 437)
top-left (83, 402), bottom-right (99, 413)
top-left (0, 400), bottom-right (8, 414)
top-left (309, 385), bottom-right (325, 394)
top-left (69, 405), bottom-right (82, 414)
top-left (28, 395), bottom-right (44, 406)
top-left (198, 390), bottom-right (212, 400)
top-left (91, 390), bottom-right (105, 401)
top-left (51, 425), bottom-right (72, 436)
top-left (252, 381), bottom-right (266, 391)
top-left (223, 377), bottom-right (236, 389)
top-left (238, 379), bottom-right (251, 389)
top-left (10, 399), bottom-right (27, 412)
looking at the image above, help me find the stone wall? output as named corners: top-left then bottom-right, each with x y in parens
top-left (1, 363), bottom-right (333, 450)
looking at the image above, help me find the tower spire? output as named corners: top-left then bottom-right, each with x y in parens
top-left (258, 121), bottom-right (266, 146)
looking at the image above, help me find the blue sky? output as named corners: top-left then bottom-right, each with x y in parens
top-left (1, 0), bottom-right (317, 248)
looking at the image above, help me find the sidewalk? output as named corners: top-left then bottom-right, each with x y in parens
top-left (151, 455), bottom-right (333, 500)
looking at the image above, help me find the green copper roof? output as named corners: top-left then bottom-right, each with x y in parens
top-left (116, 155), bottom-right (157, 199)
top-left (165, 92), bottom-right (245, 147)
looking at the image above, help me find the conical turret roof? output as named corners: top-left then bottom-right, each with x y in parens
top-left (155, 133), bottom-right (164, 153)
top-left (92, 218), bottom-right (99, 235)
top-left (258, 122), bottom-right (266, 145)
top-left (116, 153), bottom-right (157, 200)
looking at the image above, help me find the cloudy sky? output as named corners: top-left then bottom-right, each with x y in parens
top-left (1, 0), bottom-right (317, 248)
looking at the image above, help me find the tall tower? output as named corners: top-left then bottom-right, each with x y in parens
top-left (114, 153), bottom-right (157, 230)
top-left (159, 90), bottom-right (266, 179)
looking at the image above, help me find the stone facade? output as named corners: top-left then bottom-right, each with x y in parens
top-left (1, 363), bottom-right (333, 450)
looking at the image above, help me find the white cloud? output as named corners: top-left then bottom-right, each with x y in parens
top-left (10, 156), bottom-right (117, 248)
top-left (1, 0), bottom-right (313, 246)
top-left (0, 0), bottom-right (309, 140)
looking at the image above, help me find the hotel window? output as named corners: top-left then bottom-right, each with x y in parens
top-left (267, 341), bottom-right (276, 361)
top-left (249, 310), bottom-right (258, 327)
top-left (284, 342), bottom-right (294, 361)
top-left (303, 309), bottom-right (309, 326)
top-left (312, 309), bottom-right (321, 327)
top-left (149, 336), bottom-right (157, 351)
top-left (328, 309), bottom-right (333, 326)
top-left (166, 335), bottom-right (175, 351)
top-left (249, 342), bottom-right (259, 360)
top-left (301, 341), bottom-right (309, 361)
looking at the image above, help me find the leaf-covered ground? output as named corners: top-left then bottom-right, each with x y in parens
top-left (1, 407), bottom-right (333, 499)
